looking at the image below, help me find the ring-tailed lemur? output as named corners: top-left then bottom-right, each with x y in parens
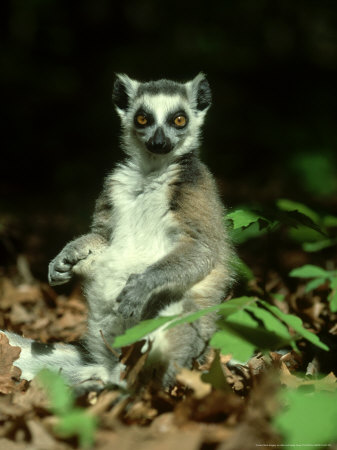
top-left (2, 74), bottom-right (235, 391)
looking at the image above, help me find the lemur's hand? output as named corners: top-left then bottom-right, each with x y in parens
top-left (116, 273), bottom-right (151, 321)
top-left (48, 234), bottom-right (106, 286)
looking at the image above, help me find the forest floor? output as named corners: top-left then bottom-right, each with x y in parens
top-left (0, 211), bottom-right (337, 450)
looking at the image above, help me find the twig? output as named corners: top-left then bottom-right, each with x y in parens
top-left (99, 330), bottom-right (120, 358)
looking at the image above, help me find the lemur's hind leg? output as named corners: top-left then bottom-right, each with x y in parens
top-left (145, 321), bottom-right (210, 388)
top-left (139, 266), bottom-right (228, 388)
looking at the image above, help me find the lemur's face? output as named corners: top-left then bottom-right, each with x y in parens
top-left (131, 94), bottom-right (191, 155)
top-left (113, 74), bottom-right (212, 157)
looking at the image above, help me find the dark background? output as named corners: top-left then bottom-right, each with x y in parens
top-left (1, 0), bottom-right (337, 279)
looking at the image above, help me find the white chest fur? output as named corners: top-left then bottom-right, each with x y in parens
top-left (85, 161), bottom-right (179, 307)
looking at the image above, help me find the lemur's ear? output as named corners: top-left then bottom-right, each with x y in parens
top-left (113, 74), bottom-right (139, 111)
top-left (188, 73), bottom-right (212, 111)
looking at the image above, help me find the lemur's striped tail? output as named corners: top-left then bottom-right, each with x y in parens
top-left (2, 331), bottom-right (123, 392)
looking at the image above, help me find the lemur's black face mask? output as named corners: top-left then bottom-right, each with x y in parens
top-left (132, 106), bottom-right (189, 155)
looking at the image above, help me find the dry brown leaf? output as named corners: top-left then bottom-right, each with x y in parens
top-left (124, 399), bottom-right (158, 424)
top-left (280, 362), bottom-right (337, 392)
top-left (26, 420), bottom-right (60, 450)
top-left (0, 333), bottom-right (22, 394)
top-left (0, 278), bottom-right (20, 309)
top-left (312, 371), bottom-right (337, 392)
top-left (280, 361), bottom-right (304, 388)
top-left (0, 396), bottom-right (26, 420)
top-left (14, 283), bottom-right (43, 304)
top-left (218, 420), bottom-right (280, 450)
top-left (88, 390), bottom-right (120, 416)
top-left (176, 368), bottom-right (211, 399)
top-left (174, 390), bottom-right (243, 425)
top-left (221, 361), bottom-right (249, 393)
top-left (0, 438), bottom-right (27, 450)
top-left (12, 378), bottom-right (50, 411)
top-left (96, 426), bottom-right (203, 450)
top-left (102, 396), bottom-right (131, 426)
top-left (56, 310), bottom-right (84, 329)
top-left (28, 316), bottom-right (50, 331)
top-left (150, 412), bottom-right (177, 434)
top-left (9, 303), bottom-right (35, 325)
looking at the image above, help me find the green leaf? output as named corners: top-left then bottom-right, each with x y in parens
top-left (328, 289), bottom-right (337, 313)
top-left (274, 389), bottom-right (337, 449)
top-left (303, 238), bottom-right (337, 252)
top-left (112, 316), bottom-right (176, 348)
top-left (277, 210), bottom-right (325, 235)
top-left (276, 199), bottom-right (320, 224)
top-left (226, 209), bottom-right (265, 230)
top-left (258, 300), bottom-right (329, 351)
top-left (330, 277), bottom-right (337, 289)
top-left (270, 293), bottom-right (285, 302)
top-left (305, 277), bottom-right (327, 293)
top-left (210, 329), bottom-right (254, 362)
top-left (323, 215), bottom-right (337, 228)
top-left (55, 409), bottom-right (97, 448)
top-left (201, 351), bottom-right (229, 390)
top-left (37, 369), bottom-right (74, 416)
top-left (230, 221), bottom-right (267, 244)
top-left (289, 264), bottom-right (329, 279)
top-left (37, 371), bottom-right (97, 447)
top-left (230, 255), bottom-right (254, 281)
top-left (245, 305), bottom-right (291, 344)
top-left (211, 307), bottom-right (292, 361)
top-left (287, 227), bottom-right (323, 245)
top-left (113, 297), bottom-right (257, 348)
top-left (168, 296), bottom-right (257, 329)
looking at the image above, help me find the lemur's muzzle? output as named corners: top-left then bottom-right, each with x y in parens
top-left (146, 127), bottom-right (172, 154)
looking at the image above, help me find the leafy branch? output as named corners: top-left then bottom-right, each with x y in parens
top-left (289, 264), bottom-right (337, 312)
top-left (113, 296), bottom-right (328, 362)
top-left (227, 198), bottom-right (337, 252)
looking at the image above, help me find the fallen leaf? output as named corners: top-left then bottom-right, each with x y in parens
top-left (0, 438), bottom-right (27, 450)
top-left (176, 368), bottom-right (212, 399)
top-left (124, 399), bottom-right (158, 424)
top-left (280, 362), bottom-right (337, 392)
top-left (88, 390), bottom-right (120, 416)
top-left (12, 378), bottom-right (50, 411)
top-left (9, 303), bottom-right (34, 325)
top-left (312, 372), bottom-right (337, 392)
top-left (0, 333), bottom-right (22, 394)
top-left (26, 420), bottom-right (60, 450)
top-left (174, 390), bottom-right (243, 425)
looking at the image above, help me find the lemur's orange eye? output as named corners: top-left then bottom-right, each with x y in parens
top-left (174, 115), bottom-right (186, 127)
top-left (136, 115), bottom-right (148, 126)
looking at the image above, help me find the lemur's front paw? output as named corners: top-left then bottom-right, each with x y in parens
top-left (116, 274), bottom-right (150, 320)
top-left (48, 259), bottom-right (73, 286)
top-left (48, 242), bottom-right (91, 286)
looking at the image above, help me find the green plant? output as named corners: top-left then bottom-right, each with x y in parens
top-left (274, 388), bottom-right (337, 449)
top-left (227, 199), bottom-right (337, 252)
top-left (113, 296), bottom-right (328, 362)
top-left (38, 369), bottom-right (97, 447)
top-left (289, 264), bottom-right (337, 312)
top-left (111, 198), bottom-right (335, 447)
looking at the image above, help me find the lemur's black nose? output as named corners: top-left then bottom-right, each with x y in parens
top-left (146, 127), bottom-right (172, 154)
